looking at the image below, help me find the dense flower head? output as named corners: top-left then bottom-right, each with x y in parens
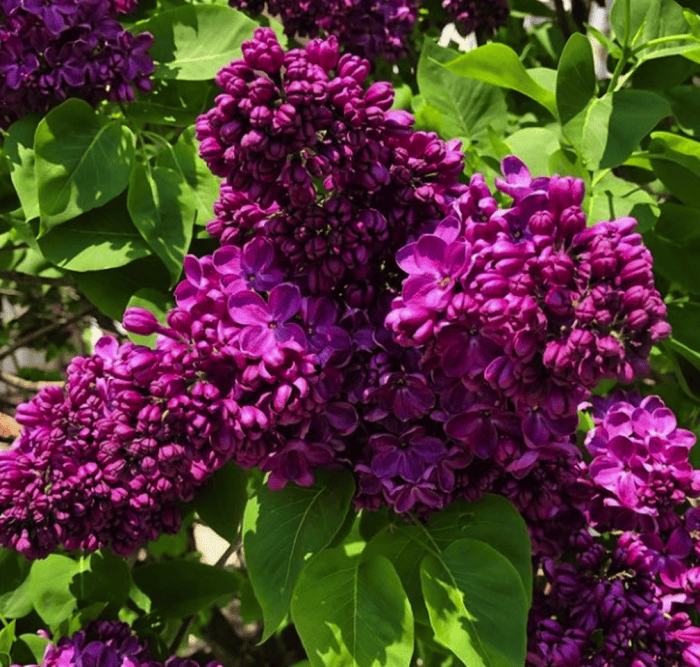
top-left (0, 335), bottom-right (230, 559)
top-left (584, 394), bottom-right (700, 532)
top-left (386, 157), bottom-right (670, 466)
top-left (527, 394), bottom-right (700, 667)
top-left (528, 531), bottom-right (700, 667)
top-left (17, 621), bottom-right (222, 667)
top-left (442, 0), bottom-right (510, 36)
top-left (197, 28), bottom-right (466, 295)
top-left (228, 0), bottom-right (417, 61)
top-left (0, 0), bottom-right (154, 127)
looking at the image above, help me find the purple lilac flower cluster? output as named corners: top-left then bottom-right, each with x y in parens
top-left (527, 395), bottom-right (700, 667)
top-left (442, 0), bottom-right (509, 36)
top-left (385, 156), bottom-right (669, 473)
top-left (0, 0), bottom-right (153, 127)
top-left (0, 336), bottom-right (231, 559)
top-left (15, 621), bottom-right (221, 667)
top-left (1, 30), bottom-right (671, 558)
top-left (228, 0), bottom-right (417, 61)
top-left (196, 29), bottom-right (465, 296)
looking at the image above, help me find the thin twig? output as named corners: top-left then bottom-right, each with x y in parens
top-left (0, 306), bottom-right (94, 364)
top-left (0, 372), bottom-right (63, 393)
top-left (0, 270), bottom-right (73, 287)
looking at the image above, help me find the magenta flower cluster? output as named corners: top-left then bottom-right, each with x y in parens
top-left (109, 0), bottom-right (138, 15)
top-left (0, 28), bottom-right (671, 590)
top-left (196, 29), bottom-right (465, 296)
top-left (527, 395), bottom-right (700, 667)
top-left (227, 0), bottom-right (508, 61)
top-left (0, 0), bottom-right (153, 127)
top-left (15, 621), bottom-right (221, 667)
top-left (0, 336), bottom-right (231, 559)
top-left (228, 0), bottom-right (418, 61)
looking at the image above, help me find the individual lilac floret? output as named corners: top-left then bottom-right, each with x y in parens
top-left (17, 621), bottom-right (222, 667)
top-left (0, 0), bottom-right (154, 127)
top-left (443, 0), bottom-right (509, 36)
top-left (109, 0), bottom-right (138, 14)
top-left (197, 28), bottom-right (466, 295)
top-left (584, 394), bottom-right (700, 532)
top-left (2, 336), bottom-right (229, 559)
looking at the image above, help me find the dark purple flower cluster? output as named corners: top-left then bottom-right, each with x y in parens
top-left (227, 0), bottom-right (417, 61)
top-left (528, 530), bottom-right (700, 667)
top-left (0, 0), bottom-right (153, 127)
top-left (15, 621), bottom-right (221, 667)
top-left (527, 394), bottom-right (700, 667)
top-left (442, 0), bottom-right (509, 36)
top-left (0, 336), bottom-right (231, 559)
top-left (197, 28), bottom-right (465, 296)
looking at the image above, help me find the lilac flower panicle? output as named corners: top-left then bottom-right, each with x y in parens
top-left (0, 0), bottom-right (154, 127)
top-left (585, 395), bottom-right (700, 531)
top-left (15, 621), bottom-right (223, 667)
top-left (228, 0), bottom-right (417, 61)
top-left (196, 28), bottom-right (466, 297)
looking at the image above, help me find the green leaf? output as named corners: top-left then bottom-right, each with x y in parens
top-left (365, 496), bottom-right (532, 625)
top-left (425, 496), bottom-right (532, 606)
top-left (649, 130), bottom-right (700, 207)
top-left (29, 555), bottom-right (80, 626)
top-left (135, 5), bottom-right (257, 80)
top-left (586, 172), bottom-right (658, 231)
top-left (16, 635), bottom-right (50, 663)
top-left (420, 539), bottom-right (528, 667)
top-left (505, 127), bottom-right (560, 178)
top-left (0, 622), bottom-right (15, 655)
top-left (4, 116), bottom-right (41, 221)
top-left (666, 301), bottom-right (700, 369)
top-left (36, 192), bottom-right (151, 272)
top-left (34, 99), bottom-right (135, 233)
top-left (439, 43), bottom-right (558, 117)
top-left (126, 288), bottom-right (174, 347)
top-left (156, 126), bottom-right (220, 225)
top-left (193, 462), bottom-right (248, 544)
top-left (70, 255), bottom-right (171, 321)
top-left (417, 40), bottom-right (506, 140)
top-left (132, 560), bottom-right (240, 618)
top-left (556, 33), bottom-right (597, 126)
top-left (291, 550), bottom-right (414, 667)
top-left (69, 551), bottom-right (131, 606)
top-left (242, 469), bottom-right (355, 641)
top-left (127, 163), bottom-right (197, 285)
top-left (569, 90), bottom-right (669, 169)
top-left (509, 0), bottom-right (555, 18)
top-left (667, 85), bottom-right (700, 136)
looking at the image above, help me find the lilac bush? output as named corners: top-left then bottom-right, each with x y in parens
top-left (0, 0), bottom-right (153, 127)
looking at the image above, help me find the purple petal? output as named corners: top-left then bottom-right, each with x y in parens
top-left (228, 290), bottom-right (270, 326)
top-left (268, 283), bottom-right (301, 323)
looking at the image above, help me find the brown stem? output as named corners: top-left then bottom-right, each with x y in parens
top-left (0, 306), bottom-right (94, 364)
top-left (0, 270), bottom-right (73, 287)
